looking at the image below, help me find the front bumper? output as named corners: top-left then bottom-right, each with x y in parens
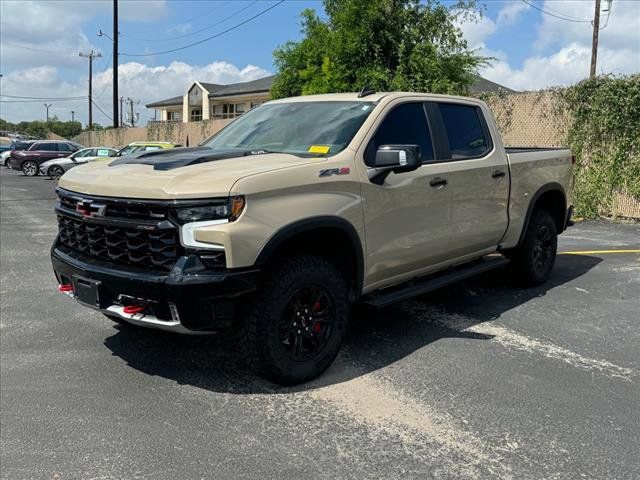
top-left (51, 241), bottom-right (259, 334)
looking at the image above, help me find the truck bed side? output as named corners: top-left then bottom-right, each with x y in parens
top-left (500, 148), bottom-right (573, 249)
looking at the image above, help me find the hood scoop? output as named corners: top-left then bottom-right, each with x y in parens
top-left (109, 147), bottom-right (274, 171)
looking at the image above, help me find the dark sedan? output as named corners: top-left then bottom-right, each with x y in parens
top-left (9, 140), bottom-right (82, 176)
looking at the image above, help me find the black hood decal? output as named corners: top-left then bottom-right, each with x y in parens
top-left (108, 146), bottom-right (269, 171)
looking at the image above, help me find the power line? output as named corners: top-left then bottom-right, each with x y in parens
top-left (122, 1), bottom-right (254, 42)
top-left (120, 0), bottom-right (285, 57)
top-left (91, 99), bottom-right (114, 122)
top-left (1, 41), bottom-right (83, 55)
top-left (520, 0), bottom-right (592, 23)
top-left (1, 94), bottom-right (87, 100)
top-left (0, 98), bottom-right (87, 103)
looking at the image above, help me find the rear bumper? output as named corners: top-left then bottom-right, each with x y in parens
top-left (51, 241), bottom-right (259, 334)
top-left (565, 205), bottom-right (574, 229)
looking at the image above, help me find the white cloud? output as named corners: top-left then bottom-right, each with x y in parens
top-left (496, 2), bottom-right (529, 26)
top-left (0, 0), bottom-right (168, 69)
top-left (480, 42), bottom-right (639, 91)
top-left (534, 0), bottom-right (638, 52)
top-left (454, 0), bottom-right (639, 91)
top-left (0, 60), bottom-right (271, 125)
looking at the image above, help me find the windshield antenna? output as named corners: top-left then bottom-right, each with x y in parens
top-left (357, 86), bottom-right (376, 98)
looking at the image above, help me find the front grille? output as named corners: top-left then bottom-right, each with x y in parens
top-left (55, 189), bottom-right (181, 271)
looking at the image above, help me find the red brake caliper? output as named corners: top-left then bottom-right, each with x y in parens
top-left (312, 301), bottom-right (322, 333)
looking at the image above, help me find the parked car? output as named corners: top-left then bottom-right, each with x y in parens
top-left (113, 141), bottom-right (180, 157)
top-left (2, 140), bottom-right (35, 167)
top-left (9, 140), bottom-right (83, 176)
top-left (52, 92), bottom-right (574, 385)
top-left (39, 147), bottom-right (118, 179)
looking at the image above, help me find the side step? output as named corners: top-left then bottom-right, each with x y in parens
top-left (363, 256), bottom-right (510, 308)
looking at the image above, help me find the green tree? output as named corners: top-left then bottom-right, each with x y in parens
top-left (271, 0), bottom-right (486, 98)
top-left (47, 116), bottom-right (83, 138)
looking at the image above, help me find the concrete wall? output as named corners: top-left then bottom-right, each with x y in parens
top-left (73, 118), bottom-right (233, 149)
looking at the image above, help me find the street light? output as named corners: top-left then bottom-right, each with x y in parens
top-left (44, 103), bottom-right (53, 122)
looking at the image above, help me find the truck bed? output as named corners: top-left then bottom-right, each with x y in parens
top-left (505, 147), bottom-right (568, 154)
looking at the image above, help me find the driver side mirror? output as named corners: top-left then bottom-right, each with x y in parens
top-left (369, 144), bottom-right (421, 184)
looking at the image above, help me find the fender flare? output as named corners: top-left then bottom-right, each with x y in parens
top-left (516, 182), bottom-right (567, 246)
top-left (255, 216), bottom-right (365, 299)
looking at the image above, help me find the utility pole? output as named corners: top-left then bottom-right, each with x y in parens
top-left (120, 96), bottom-right (124, 127)
top-left (70, 110), bottom-right (75, 122)
top-left (590, 0), bottom-right (601, 78)
top-left (79, 50), bottom-right (102, 130)
top-left (113, 0), bottom-right (119, 128)
top-left (126, 97), bottom-right (138, 127)
top-left (43, 103), bottom-right (52, 122)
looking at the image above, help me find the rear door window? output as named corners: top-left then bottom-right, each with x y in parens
top-left (37, 143), bottom-right (58, 151)
top-left (437, 104), bottom-right (491, 159)
top-left (370, 102), bottom-right (434, 163)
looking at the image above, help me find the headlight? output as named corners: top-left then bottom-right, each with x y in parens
top-left (170, 196), bottom-right (245, 224)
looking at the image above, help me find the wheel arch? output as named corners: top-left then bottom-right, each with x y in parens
top-left (517, 182), bottom-right (567, 246)
top-left (254, 216), bottom-right (365, 301)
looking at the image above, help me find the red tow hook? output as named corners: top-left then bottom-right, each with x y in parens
top-left (123, 304), bottom-right (146, 315)
top-left (58, 284), bottom-right (74, 293)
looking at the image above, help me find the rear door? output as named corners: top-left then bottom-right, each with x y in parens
top-left (34, 142), bottom-right (65, 161)
top-left (427, 101), bottom-right (509, 257)
top-left (360, 101), bottom-right (452, 288)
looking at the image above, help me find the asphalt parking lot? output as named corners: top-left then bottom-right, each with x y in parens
top-left (1, 166), bottom-right (639, 480)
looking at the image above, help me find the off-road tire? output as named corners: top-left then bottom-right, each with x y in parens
top-left (22, 160), bottom-right (38, 176)
top-left (509, 209), bottom-right (558, 286)
top-left (49, 166), bottom-right (65, 179)
top-left (238, 255), bottom-right (350, 385)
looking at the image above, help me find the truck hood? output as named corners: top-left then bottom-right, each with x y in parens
top-left (58, 147), bottom-right (317, 199)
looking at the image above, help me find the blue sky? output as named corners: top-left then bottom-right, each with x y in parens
top-left (1, 0), bottom-right (638, 125)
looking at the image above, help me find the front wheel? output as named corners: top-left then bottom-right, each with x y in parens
top-left (509, 209), bottom-right (558, 286)
top-left (22, 160), bottom-right (38, 176)
top-left (239, 255), bottom-right (350, 385)
top-left (48, 166), bottom-right (65, 179)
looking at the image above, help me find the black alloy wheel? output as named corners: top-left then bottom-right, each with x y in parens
top-left (532, 223), bottom-right (554, 274)
top-left (278, 285), bottom-right (336, 361)
top-left (49, 166), bottom-right (65, 179)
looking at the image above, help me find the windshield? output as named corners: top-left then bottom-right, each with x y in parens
top-left (117, 145), bottom-right (143, 156)
top-left (204, 101), bottom-right (375, 156)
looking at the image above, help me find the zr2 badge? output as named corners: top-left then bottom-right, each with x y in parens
top-left (319, 167), bottom-right (350, 177)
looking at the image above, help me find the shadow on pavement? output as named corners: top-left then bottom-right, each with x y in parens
top-left (103, 254), bottom-right (602, 394)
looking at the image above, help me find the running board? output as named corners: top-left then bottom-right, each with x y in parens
top-left (363, 256), bottom-right (509, 308)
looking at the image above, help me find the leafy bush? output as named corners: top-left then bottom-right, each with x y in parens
top-left (558, 74), bottom-right (640, 218)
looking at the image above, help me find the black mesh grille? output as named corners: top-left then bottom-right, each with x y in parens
top-left (57, 215), bottom-right (179, 270)
top-left (55, 189), bottom-right (181, 271)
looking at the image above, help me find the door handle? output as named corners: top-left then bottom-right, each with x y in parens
top-left (491, 170), bottom-right (506, 178)
top-left (429, 177), bottom-right (448, 187)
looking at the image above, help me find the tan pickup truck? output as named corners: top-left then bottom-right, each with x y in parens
top-left (52, 91), bottom-right (574, 384)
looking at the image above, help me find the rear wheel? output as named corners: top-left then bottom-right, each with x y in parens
top-left (48, 166), bottom-right (65, 179)
top-left (509, 209), bottom-right (558, 286)
top-left (21, 160), bottom-right (38, 176)
top-left (239, 255), bottom-right (350, 385)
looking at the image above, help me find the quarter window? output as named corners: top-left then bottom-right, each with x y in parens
top-left (370, 102), bottom-right (434, 163)
top-left (59, 143), bottom-right (75, 153)
top-left (437, 104), bottom-right (490, 159)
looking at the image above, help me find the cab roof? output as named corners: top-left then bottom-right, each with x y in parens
top-left (266, 91), bottom-right (483, 105)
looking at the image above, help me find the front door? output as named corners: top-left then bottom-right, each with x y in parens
top-left (360, 101), bottom-right (452, 289)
